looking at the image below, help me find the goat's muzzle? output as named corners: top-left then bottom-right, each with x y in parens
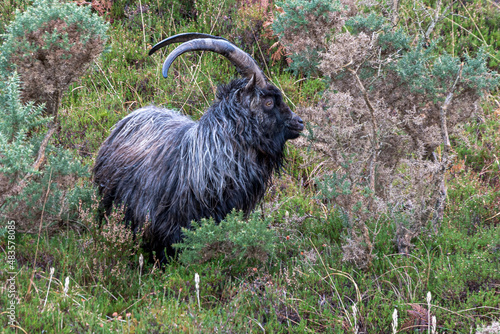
top-left (286, 112), bottom-right (304, 140)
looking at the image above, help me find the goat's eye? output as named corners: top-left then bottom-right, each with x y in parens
top-left (264, 99), bottom-right (274, 108)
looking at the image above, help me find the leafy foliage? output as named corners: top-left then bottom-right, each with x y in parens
top-left (0, 0), bottom-right (108, 116)
top-left (174, 210), bottom-right (277, 268)
top-left (0, 72), bottom-right (46, 177)
top-left (0, 71), bottom-right (93, 230)
top-left (0, 0), bottom-right (105, 229)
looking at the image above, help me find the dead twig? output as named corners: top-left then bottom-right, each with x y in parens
top-left (27, 170), bottom-right (53, 296)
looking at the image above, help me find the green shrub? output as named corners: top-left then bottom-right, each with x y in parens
top-left (0, 0), bottom-right (106, 230)
top-left (0, 73), bottom-right (46, 178)
top-left (0, 0), bottom-right (108, 117)
top-left (0, 71), bottom-right (93, 230)
top-left (174, 210), bottom-right (277, 267)
top-left (272, 0), bottom-right (346, 76)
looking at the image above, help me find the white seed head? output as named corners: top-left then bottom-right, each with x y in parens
top-left (64, 276), bottom-right (70, 295)
top-left (392, 309), bottom-right (398, 333)
top-left (195, 273), bottom-right (200, 290)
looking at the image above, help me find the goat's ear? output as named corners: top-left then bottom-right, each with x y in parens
top-left (243, 74), bottom-right (256, 93)
top-left (236, 74), bottom-right (257, 105)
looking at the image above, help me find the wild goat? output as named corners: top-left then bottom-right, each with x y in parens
top-left (93, 33), bottom-right (304, 263)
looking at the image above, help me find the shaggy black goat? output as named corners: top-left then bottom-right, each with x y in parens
top-left (93, 33), bottom-right (304, 262)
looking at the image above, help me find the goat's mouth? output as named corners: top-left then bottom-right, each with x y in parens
top-left (286, 122), bottom-right (304, 140)
top-left (290, 123), bottom-right (304, 133)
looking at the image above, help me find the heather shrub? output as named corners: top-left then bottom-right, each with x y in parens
top-left (272, 0), bottom-right (500, 267)
top-left (79, 197), bottom-right (144, 295)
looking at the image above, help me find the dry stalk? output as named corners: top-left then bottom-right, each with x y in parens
top-left (424, 0), bottom-right (454, 42)
top-left (32, 123), bottom-right (57, 170)
top-left (27, 170), bottom-right (53, 296)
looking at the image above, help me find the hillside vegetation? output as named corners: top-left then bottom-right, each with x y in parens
top-left (0, 0), bottom-right (499, 332)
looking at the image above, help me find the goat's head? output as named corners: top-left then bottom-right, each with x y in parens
top-left (149, 33), bottom-right (304, 143)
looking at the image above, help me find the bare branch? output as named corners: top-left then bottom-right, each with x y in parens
top-left (431, 63), bottom-right (463, 231)
top-left (348, 68), bottom-right (379, 192)
top-left (392, 0), bottom-right (400, 26)
top-left (32, 123), bottom-right (57, 170)
top-left (425, 0), bottom-right (455, 41)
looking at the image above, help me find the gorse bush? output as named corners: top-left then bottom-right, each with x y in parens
top-left (0, 0), bottom-right (108, 117)
top-left (409, 0), bottom-right (500, 70)
top-left (0, 0), bottom-right (107, 230)
top-left (174, 210), bottom-right (277, 268)
top-left (0, 71), bottom-right (93, 230)
top-left (0, 72), bottom-right (46, 200)
top-left (0, 73), bottom-right (46, 178)
top-left (272, 0), bottom-right (500, 267)
top-left (272, 0), bottom-right (353, 76)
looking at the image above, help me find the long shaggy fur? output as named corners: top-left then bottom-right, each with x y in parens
top-left (93, 79), bottom-right (300, 261)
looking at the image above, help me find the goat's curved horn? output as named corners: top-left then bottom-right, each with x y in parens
top-left (148, 33), bottom-right (228, 56)
top-left (149, 35), bottom-right (267, 89)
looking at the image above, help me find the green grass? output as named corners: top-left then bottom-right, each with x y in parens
top-left (1, 0), bottom-right (499, 333)
top-left (2, 195), bottom-right (498, 332)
